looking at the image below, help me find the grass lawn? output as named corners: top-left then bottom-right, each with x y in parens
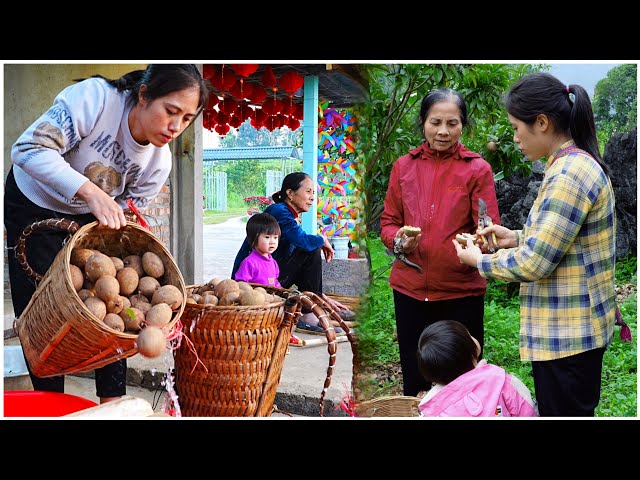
top-left (203, 208), bottom-right (248, 225)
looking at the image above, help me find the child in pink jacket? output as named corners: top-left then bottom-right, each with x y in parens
top-left (417, 320), bottom-right (537, 417)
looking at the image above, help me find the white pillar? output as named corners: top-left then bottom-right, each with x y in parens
top-left (302, 75), bottom-right (319, 235)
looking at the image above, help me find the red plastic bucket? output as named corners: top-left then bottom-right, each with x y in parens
top-left (4, 391), bottom-right (98, 417)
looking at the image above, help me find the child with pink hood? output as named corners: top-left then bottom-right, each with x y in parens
top-left (417, 320), bottom-right (537, 417)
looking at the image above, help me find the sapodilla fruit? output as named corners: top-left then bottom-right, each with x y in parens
top-left (136, 326), bottom-right (166, 358)
top-left (137, 276), bottom-right (160, 299)
top-left (110, 256), bottom-right (125, 271)
top-left (116, 267), bottom-right (139, 297)
top-left (84, 296), bottom-right (107, 321)
top-left (123, 254), bottom-right (145, 278)
top-left (95, 275), bottom-right (121, 302)
top-left (85, 252), bottom-right (117, 282)
top-left (145, 303), bottom-right (173, 328)
top-left (142, 251), bottom-right (164, 279)
top-left (70, 248), bottom-right (96, 269)
top-left (151, 284), bottom-right (183, 310)
top-left (120, 307), bottom-right (144, 332)
top-left (403, 226), bottom-right (421, 237)
top-left (103, 313), bottom-right (125, 332)
top-left (69, 264), bottom-right (84, 292)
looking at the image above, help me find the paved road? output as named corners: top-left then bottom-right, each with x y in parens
top-left (200, 216), bottom-right (246, 285)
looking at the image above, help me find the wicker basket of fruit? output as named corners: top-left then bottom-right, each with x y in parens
top-left (14, 219), bottom-right (186, 378)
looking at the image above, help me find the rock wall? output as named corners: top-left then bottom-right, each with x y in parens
top-left (604, 128), bottom-right (637, 259)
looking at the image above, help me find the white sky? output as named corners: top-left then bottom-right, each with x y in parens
top-left (548, 63), bottom-right (620, 98)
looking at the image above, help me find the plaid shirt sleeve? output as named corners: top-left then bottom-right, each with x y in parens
top-left (478, 165), bottom-right (592, 283)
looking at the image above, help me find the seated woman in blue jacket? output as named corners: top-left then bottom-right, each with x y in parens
top-left (232, 171), bottom-right (351, 333)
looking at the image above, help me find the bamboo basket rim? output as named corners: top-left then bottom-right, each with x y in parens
top-left (184, 283), bottom-right (293, 310)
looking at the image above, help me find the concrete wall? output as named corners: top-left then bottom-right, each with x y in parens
top-left (322, 258), bottom-right (369, 297)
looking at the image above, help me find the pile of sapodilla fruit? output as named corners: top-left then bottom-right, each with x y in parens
top-left (69, 248), bottom-right (183, 358)
top-left (186, 278), bottom-right (282, 306)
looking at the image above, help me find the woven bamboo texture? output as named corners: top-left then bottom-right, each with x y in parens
top-left (325, 293), bottom-right (361, 313)
top-left (355, 395), bottom-right (421, 417)
top-left (174, 285), bottom-right (295, 417)
top-left (15, 219), bottom-right (186, 378)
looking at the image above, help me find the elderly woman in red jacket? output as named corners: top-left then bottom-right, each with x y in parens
top-left (380, 88), bottom-right (500, 397)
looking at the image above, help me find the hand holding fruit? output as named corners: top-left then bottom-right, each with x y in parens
top-left (452, 235), bottom-right (483, 267)
top-left (395, 226), bottom-right (421, 254)
top-left (477, 224), bottom-right (517, 250)
top-left (76, 180), bottom-right (127, 230)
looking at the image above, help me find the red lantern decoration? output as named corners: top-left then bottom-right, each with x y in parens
top-left (230, 64), bottom-right (259, 78)
top-left (276, 113), bottom-right (288, 127)
top-left (247, 87), bottom-right (267, 105)
top-left (243, 104), bottom-right (255, 120)
top-left (228, 114), bottom-right (243, 129)
top-left (203, 64), bottom-right (215, 80)
top-left (210, 65), bottom-right (236, 91)
top-left (286, 116), bottom-right (300, 130)
top-left (261, 97), bottom-right (282, 116)
top-left (215, 123), bottom-right (231, 136)
top-left (253, 108), bottom-right (268, 124)
top-left (280, 101), bottom-right (292, 115)
top-left (229, 80), bottom-right (253, 100)
top-left (202, 115), bottom-right (212, 131)
top-left (292, 103), bottom-right (304, 120)
top-left (264, 115), bottom-right (284, 131)
top-left (206, 94), bottom-right (219, 110)
top-left (264, 118), bottom-right (277, 131)
top-left (219, 96), bottom-right (239, 115)
top-left (278, 70), bottom-right (304, 94)
top-left (235, 103), bottom-right (255, 121)
top-left (215, 111), bottom-right (229, 125)
top-left (250, 117), bottom-right (264, 130)
top-left (261, 65), bottom-right (277, 89)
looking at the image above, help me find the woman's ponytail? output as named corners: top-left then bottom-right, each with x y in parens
top-left (567, 84), bottom-right (610, 176)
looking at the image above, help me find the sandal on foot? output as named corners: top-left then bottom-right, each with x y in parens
top-left (295, 320), bottom-right (326, 335)
top-left (289, 334), bottom-right (304, 346)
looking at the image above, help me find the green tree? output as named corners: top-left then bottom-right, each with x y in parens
top-left (357, 63), bottom-right (546, 230)
top-left (219, 159), bottom-right (268, 200)
top-left (593, 64), bottom-right (637, 151)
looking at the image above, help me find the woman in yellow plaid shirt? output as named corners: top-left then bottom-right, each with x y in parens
top-left (454, 72), bottom-right (617, 417)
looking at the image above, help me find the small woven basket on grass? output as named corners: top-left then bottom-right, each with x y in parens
top-left (355, 395), bottom-right (421, 418)
top-left (173, 284), bottom-right (297, 417)
top-left (14, 219), bottom-right (186, 378)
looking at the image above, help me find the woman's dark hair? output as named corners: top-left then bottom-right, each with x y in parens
top-left (417, 320), bottom-right (478, 385)
top-left (76, 64), bottom-right (210, 119)
top-left (246, 213), bottom-right (281, 249)
top-left (418, 87), bottom-right (470, 133)
top-left (505, 72), bottom-right (609, 176)
top-left (271, 172), bottom-right (311, 203)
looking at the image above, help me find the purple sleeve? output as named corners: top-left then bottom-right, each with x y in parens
top-left (235, 256), bottom-right (257, 283)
